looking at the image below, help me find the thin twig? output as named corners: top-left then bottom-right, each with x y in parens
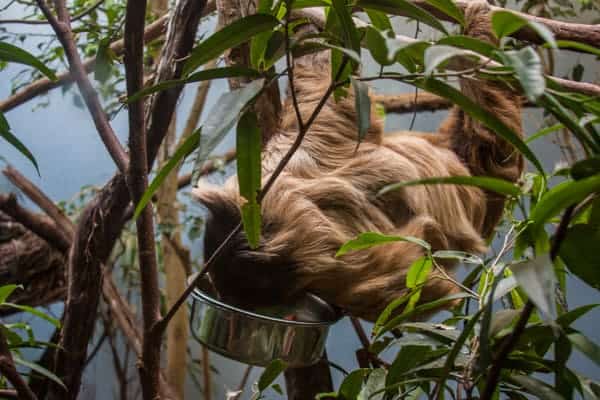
top-left (35, 0), bottom-right (129, 173)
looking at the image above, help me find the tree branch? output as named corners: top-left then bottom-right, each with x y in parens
top-left (48, 0), bottom-right (207, 396)
top-left (0, 328), bottom-right (38, 400)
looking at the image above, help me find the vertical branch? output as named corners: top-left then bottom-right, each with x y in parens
top-left (123, 0), bottom-right (162, 398)
top-left (0, 328), bottom-right (38, 400)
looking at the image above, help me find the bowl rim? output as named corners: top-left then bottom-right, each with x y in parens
top-left (189, 276), bottom-right (342, 327)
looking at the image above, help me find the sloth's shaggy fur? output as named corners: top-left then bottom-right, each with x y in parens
top-left (193, 2), bottom-right (524, 321)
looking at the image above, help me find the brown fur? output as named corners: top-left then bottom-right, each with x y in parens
top-left (193, 2), bottom-right (523, 321)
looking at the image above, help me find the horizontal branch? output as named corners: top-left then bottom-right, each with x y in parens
top-left (411, 0), bottom-right (600, 48)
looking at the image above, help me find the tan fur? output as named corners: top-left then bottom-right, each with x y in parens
top-left (193, 2), bottom-right (523, 321)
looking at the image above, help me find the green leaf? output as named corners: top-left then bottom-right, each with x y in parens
top-left (511, 255), bottom-right (556, 318)
top-left (0, 41), bottom-right (57, 81)
top-left (423, 0), bottom-right (464, 26)
top-left (339, 369), bottom-right (369, 399)
top-left (241, 203), bottom-right (261, 249)
top-left (571, 158), bottom-right (600, 180)
top-left (258, 359), bottom-right (287, 391)
top-left (372, 292), bottom-right (412, 337)
top-left (364, 27), bottom-right (392, 66)
top-left (386, 345), bottom-right (433, 386)
top-left (569, 332), bottom-right (600, 367)
top-left (183, 14), bottom-right (281, 75)
top-left (405, 256), bottom-right (433, 311)
top-left (134, 129), bottom-right (200, 219)
top-left (379, 175), bottom-right (522, 197)
top-left (498, 47), bottom-right (545, 102)
top-left (336, 232), bottom-right (430, 257)
top-left (0, 112), bottom-right (39, 175)
top-left (237, 111), bottom-right (262, 203)
top-left (432, 250), bottom-right (482, 265)
top-left (414, 77), bottom-right (544, 174)
top-left (366, 10), bottom-right (393, 31)
top-left (13, 356), bottom-right (66, 389)
top-left (332, 0), bottom-right (361, 53)
top-left (127, 66), bottom-right (261, 102)
top-left (350, 77), bottom-right (371, 145)
top-left (554, 40), bottom-right (600, 58)
top-left (0, 284), bottom-right (21, 304)
top-left (557, 304), bottom-right (599, 327)
top-left (192, 79), bottom-right (265, 185)
top-left (559, 224), bottom-right (600, 290)
top-left (424, 45), bottom-right (480, 76)
top-left (437, 35), bottom-right (498, 59)
top-left (357, 0), bottom-right (448, 34)
top-left (94, 37), bottom-right (114, 83)
top-left (3, 303), bottom-right (61, 327)
top-left (509, 374), bottom-right (564, 400)
top-left (250, 0), bottom-right (275, 69)
top-left (530, 174), bottom-right (600, 231)
top-left (491, 10), bottom-right (556, 48)
top-left (525, 123), bottom-right (563, 144)
top-left (358, 368), bottom-right (386, 400)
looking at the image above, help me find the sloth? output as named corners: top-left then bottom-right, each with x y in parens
top-left (193, 2), bottom-right (523, 321)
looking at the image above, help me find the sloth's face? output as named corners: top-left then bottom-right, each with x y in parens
top-left (202, 198), bottom-right (299, 309)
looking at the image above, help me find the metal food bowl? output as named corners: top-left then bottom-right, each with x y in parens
top-left (188, 275), bottom-right (341, 367)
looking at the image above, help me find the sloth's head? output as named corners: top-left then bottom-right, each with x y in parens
top-left (194, 183), bottom-right (301, 308)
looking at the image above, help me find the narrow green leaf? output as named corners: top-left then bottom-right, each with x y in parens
top-left (94, 37), bottom-right (114, 83)
top-left (511, 254), bottom-right (556, 318)
top-left (258, 359), bottom-right (287, 391)
top-left (509, 374), bottom-right (564, 400)
top-left (414, 78), bottom-right (544, 174)
top-left (336, 232), bottom-right (430, 257)
top-left (3, 303), bottom-right (61, 327)
top-left (379, 175), bottom-right (522, 197)
top-left (237, 111), bottom-right (262, 203)
top-left (423, 0), bottom-right (464, 25)
top-left (569, 332), bottom-right (600, 367)
top-left (339, 369), bottom-right (369, 399)
top-left (559, 224), bottom-right (600, 290)
top-left (366, 10), bottom-right (393, 31)
top-left (498, 47), bottom-right (545, 102)
top-left (424, 45), bottom-right (481, 75)
top-left (332, 0), bottom-right (361, 53)
top-left (557, 304), bottom-right (599, 328)
top-left (13, 356), bottom-right (66, 389)
top-left (372, 292), bottom-right (412, 337)
top-left (554, 40), bottom-right (600, 57)
top-left (405, 256), bottom-right (433, 311)
top-left (386, 345), bottom-right (433, 386)
top-left (183, 14), bottom-right (280, 75)
top-left (350, 77), bottom-right (371, 145)
top-left (0, 285), bottom-right (21, 304)
top-left (530, 174), bottom-right (600, 231)
top-left (250, 0), bottom-right (275, 69)
top-left (357, 0), bottom-right (448, 34)
top-left (0, 41), bottom-right (57, 80)
top-left (491, 10), bottom-right (556, 48)
top-left (192, 79), bottom-right (265, 186)
top-left (127, 66), bottom-right (261, 102)
top-left (358, 368), bottom-right (386, 400)
top-left (525, 123), bottom-right (563, 144)
top-left (134, 129), bottom-right (200, 219)
top-left (433, 250), bottom-right (482, 265)
top-left (0, 112), bottom-right (39, 175)
top-left (571, 158), bottom-right (600, 180)
top-left (241, 203), bottom-right (261, 249)
top-left (437, 35), bottom-right (498, 59)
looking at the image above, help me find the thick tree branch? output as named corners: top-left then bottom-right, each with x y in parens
top-left (48, 0), bottom-right (207, 397)
top-left (410, 1), bottom-right (600, 48)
